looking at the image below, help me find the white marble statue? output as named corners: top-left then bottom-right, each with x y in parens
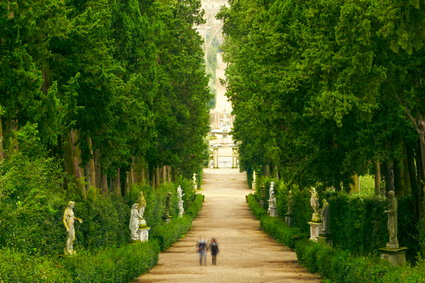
top-left (177, 185), bottom-right (185, 217)
top-left (310, 188), bottom-right (321, 222)
top-left (268, 182), bottom-right (277, 217)
top-left (63, 201), bottom-right (83, 255)
top-left (385, 191), bottom-right (399, 248)
top-left (130, 191), bottom-right (149, 241)
top-left (129, 203), bottom-right (141, 240)
top-left (192, 173), bottom-right (198, 190)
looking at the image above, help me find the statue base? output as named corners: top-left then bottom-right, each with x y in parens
top-left (268, 207), bottom-right (277, 217)
top-left (308, 221), bottom-right (322, 242)
top-left (138, 227), bottom-right (150, 242)
top-left (285, 215), bottom-right (292, 227)
top-left (379, 247), bottom-right (407, 266)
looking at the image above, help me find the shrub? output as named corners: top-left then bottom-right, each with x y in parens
top-left (247, 194), bottom-right (306, 249)
top-left (0, 248), bottom-right (72, 282)
top-left (64, 241), bottom-right (159, 283)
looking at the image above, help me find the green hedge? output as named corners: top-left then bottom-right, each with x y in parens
top-left (63, 241), bottom-right (159, 283)
top-left (327, 195), bottom-right (419, 261)
top-left (151, 194), bottom-right (204, 251)
top-left (0, 192), bottom-right (204, 282)
top-left (0, 248), bottom-right (72, 282)
top-left (255, 175), bottom-right (420, 261)
top-left (247, 194), bottom-right (425, 283)
top-left (295, 239), bottom-right (425, 283)
top-left (247, 194), bottom-right (306, 249)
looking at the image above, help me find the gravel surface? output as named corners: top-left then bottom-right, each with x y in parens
top-left (136, 168), bottom-right (321, 283)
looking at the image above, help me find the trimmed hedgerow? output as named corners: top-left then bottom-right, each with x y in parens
top-left (0, 192), bottom-right (204, 282)
top-left (0, 248), bottom-right (72, 282)
top-left (63, 241), bottom-right (159, 283)
top-left (295, 239), bottom-right (425, 283)
top-left (246, 194), bottom-right (306, 249)
top-left (151, 194), bottom-right (204, 251)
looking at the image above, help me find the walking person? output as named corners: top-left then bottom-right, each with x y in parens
top-left (197, 237), bottom-right (208, 265)
top-left (209, 238), bottom-right (219, 265)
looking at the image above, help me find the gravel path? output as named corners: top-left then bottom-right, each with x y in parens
top-left (136, 168), bottom-right (321, 282)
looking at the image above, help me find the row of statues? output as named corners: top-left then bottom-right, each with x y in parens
top-left (63, 184), bottom-right (189, 255)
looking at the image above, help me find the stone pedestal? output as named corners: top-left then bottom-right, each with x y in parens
top-left (269, 207), bottom-right (277, 217)
top-left (138, 227), bottom-right (150, 242)
top-left (179, 203), bottom-right (184, 217)
top-left (285, 215), bottom-right (292, 227)
top-left (379, 247), bottom-right (408, 266)
top-left (308, 221), bottom-right (322, 242)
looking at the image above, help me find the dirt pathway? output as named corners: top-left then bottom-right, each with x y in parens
top-left (137, 168), bottom-right (321, 282)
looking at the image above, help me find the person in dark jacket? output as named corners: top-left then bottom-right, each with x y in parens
top-left (209, 238), bottom-right (219, 265)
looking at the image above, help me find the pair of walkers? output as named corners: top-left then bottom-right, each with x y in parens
top-left (197, 238), bottom-right (219, 265)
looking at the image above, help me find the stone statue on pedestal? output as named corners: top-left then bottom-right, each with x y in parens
top-left (385, 191), bottom-right (399, 248)
top-left (63, 201), bottom-right (83, 255)
top-left (192, 173), bottom-right (197, 191)
top-left (310, 188), bottom-right (321, 222)
top-left (268, 182), bottom-right (277, 217)
top-left (177, 185), bottom-right (184, 217)
top-left (130, 191), bottom-right (150, 241)
top-left (129, 203), bottom-right (141, 240)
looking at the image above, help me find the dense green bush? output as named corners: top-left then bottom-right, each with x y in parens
top-left (152, 194), bottom-right (203, 250)
top-left (328, 195), bottom-right (419, 261)
top-left (248, 193), bottom-right (425, 282)
top-left (295, 239), bottom-right (425, 283)
top-left (0, 154), bottom-right (67, 255)
top-left (246, 194), bottom-right (306, 249)
top-left (261, 217), bottom-right (306, 249)
top-left (184, 194), bottom-right (204, 218)
top-left (0, 248), bottom-right (72, 282)
top-left (151, 216), bottom-right (193, 251)
top-left (64, 241), bottom-right (159, 283)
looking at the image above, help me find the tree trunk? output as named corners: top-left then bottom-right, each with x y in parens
top-left (167, 165), bottom-right (172, 182)
top-left (162, 165), bottom-right (167, 183)
top-left (0, 116), bottom-right (4, 160)
top-left (69, 129), bottom-right (85, 199)
top-left (94, 149), bottom-right (102, 189)
top-left (407, 142), bottom-right (419, 220)
top-left (155, 167), bottom-right (160, 188)
top-left (375, 161), bottom-right (381, 195)
top-left (101, 174), bottom-right (108, 194)
top-left (115, 168), bottom-right (121, 196)
top-left (350, 174), bottom-right (360, 193)
top-left (264, 164), bottom-right (270, 177)
top-left (385, 160), bottom-right (395, 193)
top-left (394, 159), bottom-right (402, 196)
top-left (87, 137), bottom-right (96, 188)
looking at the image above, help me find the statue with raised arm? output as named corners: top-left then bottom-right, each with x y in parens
top-left (63, 201), bottom-right (83, 255)
top-left (385, 191), bottom-right (399, 248)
